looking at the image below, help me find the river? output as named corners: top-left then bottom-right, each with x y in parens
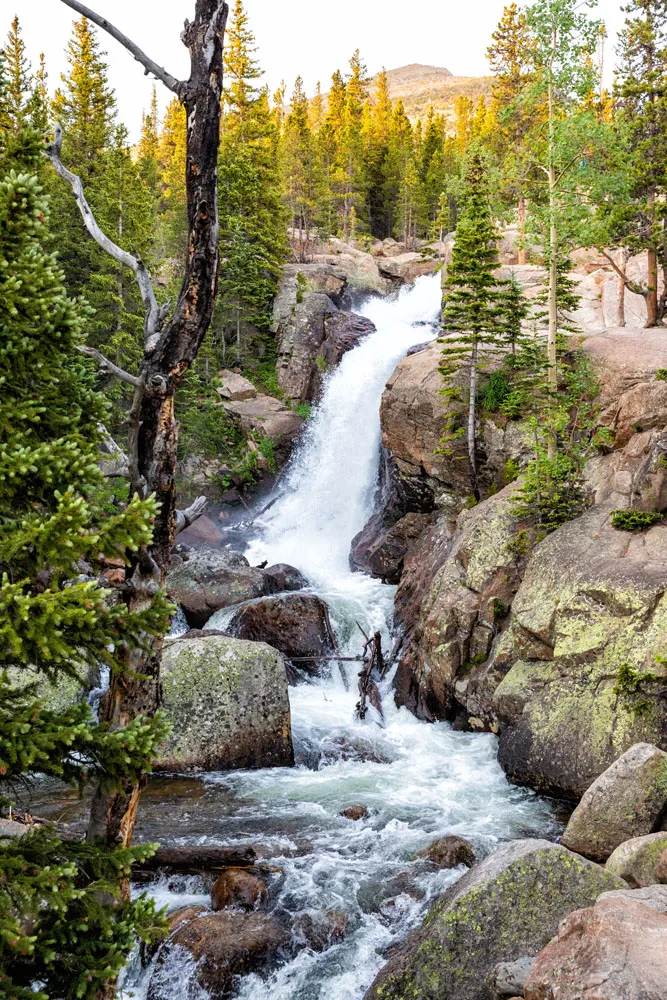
top-left (122, 274), bottom-right (559, 1000)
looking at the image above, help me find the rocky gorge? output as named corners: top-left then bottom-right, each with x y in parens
top-left (16, 236), bottom-right (667, 1000)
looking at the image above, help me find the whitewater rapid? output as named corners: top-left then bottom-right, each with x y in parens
top-left (123, 275), bottom-right (559, 1000)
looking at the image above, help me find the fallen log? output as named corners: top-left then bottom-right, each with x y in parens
top-left (135, 844), bottom-right (256, 875)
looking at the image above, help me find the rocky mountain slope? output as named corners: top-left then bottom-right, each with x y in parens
top-left (369, 63), bottom-right (492, 122)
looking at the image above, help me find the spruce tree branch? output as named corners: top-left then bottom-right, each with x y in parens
top-left (46, 125), bottom-right (165, 351)
top-left (78, 346), bottom-right (143, 388)
top-left (55, 0), bottom-right (182, 94)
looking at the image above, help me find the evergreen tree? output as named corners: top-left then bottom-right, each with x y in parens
top-left (216, 0), bottom-right (287, 366)
top-left (0, 137), bottom-right (169, 1000)
top-left (2, 16), bottom-right (31, 135)
top-left (613, 0), bottom-right (667, 325)
top-left (439, 151), bottom-right (508, 498)
top-left (281, 75), bottom-right (321, 260)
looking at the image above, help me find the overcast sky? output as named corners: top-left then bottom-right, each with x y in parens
top-left (6, 0), bottom-right (627, 139)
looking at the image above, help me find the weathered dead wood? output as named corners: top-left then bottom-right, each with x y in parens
top-left (136, 844), bottom-right (256, 873)
top-left (355, 631), bottom-right (386, 721)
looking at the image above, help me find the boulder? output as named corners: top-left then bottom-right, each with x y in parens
top-left (560, 744), bottom-right (667, 862)
top-left (211, 869), bottom-right (267, 912)
top-left (350, 511), bottom-right (432, 584)
top-left (216, 369), bottom-right (257, 401)
top-left (393, 485), bottom-right (528, 722)
top-left (0, 818), bottom-right (29, 838)
top-left (167, 905), bottom-right (207, 934)
top-left (311, 238), bottom-right (392, 295)
top-left (262, 563), bottom-right (309, 593)
top-left (377, 252), bottom-right (441, 284)
top-left (364, 839), bottom-right (625, 1000)
top-left (275, 290), bottom-right (338, 402)
top-left (166, 548), bottom-right (268, 629)
top-left (227, 594), bottom-right (336, 674)
top-left (292, 910), bottom-right (349, 952)
top-left (219, 393), bottom-right (304, 464)
top-left (153, 911), bottom-right (288, 999)
top-left (492, 506), bottom-right (667, 799)
top-left (524, 896), bottom-right (667, 1000)
top-left (155, 633), bottom-right (294, 772)
top-left (340, 806), bottom-right (368, 821)
top-left (597, 884), bottom-right (667, 912)
top-left (488, 957), bottom-right (536, 998)
top-left (605, 832), bottom-right (667, 887)
top-left (417, 836), bottom-right (476, 869)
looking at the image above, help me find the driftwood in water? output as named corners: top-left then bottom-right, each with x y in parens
top-left (356, 629), bottom-right (386, 721)
top-left (136, 844), bottom-right (256, 875)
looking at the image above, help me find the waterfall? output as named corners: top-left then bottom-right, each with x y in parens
top-left (125, 273), bottom-right (559, 1000)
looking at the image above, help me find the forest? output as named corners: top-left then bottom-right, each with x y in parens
top-left (1, 0), bottom-right (667, 999)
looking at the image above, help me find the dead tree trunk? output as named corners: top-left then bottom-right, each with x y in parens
top-left (53, 0), bottom-right (229, 851)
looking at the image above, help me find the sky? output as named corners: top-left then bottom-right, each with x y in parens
top-left (5, 0), bottom-right (627, 139)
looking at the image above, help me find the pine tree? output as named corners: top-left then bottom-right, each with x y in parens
top-left (216, 0), bottom-right (287, 366)
top-left (614, 0), bottom-right (667, 325)
top-left (439, 151), bottom-right (508, 499)
top-left (2, 16), bottom-right (31, 135)
top-left (281, 75), bottom-right (321, 260)
top-left (0, 136), bottom-right (169, 1000)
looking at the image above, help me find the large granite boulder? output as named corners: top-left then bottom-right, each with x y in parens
top-left (155, 633), bottom-right (294, 772)
top-left (377, 251), bottom-right (441, 284)
top-left (605, 832), bottom-right (667, 888)
top-left (492, 506), bottom-right (667, 799)
top-left (219, 393), bottom-right (304, 464)
top-left (524, 896), bottom-right (667, 1000)
top-left (561, 744), bottom-right (667, 861)
top-left (150, 911), bottom-right (288, 1000)
top-left (364, 839), bottom-right (625, 1000)
top-left (227, 593), bottom-right (336, 675)
top-left (311, 238), bottom-right (391, 294)
top-left (393, 485), bottom-right (528, 722)
top-left (275, 290), bottom-right (338, 403)
top-left (166, 548), bottom-right (269, 629)
top-left (350, 511), bottom-right (432, 584)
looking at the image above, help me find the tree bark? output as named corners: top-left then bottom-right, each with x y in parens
top-left (468, 340), bottom-right (480, 501)
top-left (547, 27), bottom-right (558, 462)
top-left (615, 247), bottom-right (629, 327)
top-left (647, 245), bottom-right (658, 327)
top-left (79, 0), bottom-right (230, 850)
top-left (517, 192), bottom-right (527, 265)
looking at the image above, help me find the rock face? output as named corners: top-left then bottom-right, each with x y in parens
top-left (492, 507), bottom-right (667, 799)
top-left (216, 369), bottom-right (258, 401)
top-left (350, 511), bottom-right (433, 583)
top-left (262, 563), bottom-right (309, 593)
top-left (377, 251), bottom-right (441, 284)
top-left (153, 911), bottom-right (288, 1000)
top-left (227, 594), bottom-right (335, 674)
top-left (364, 839), bottom-right (625, 1000)
top-left (598, 884), bottom-right (667, 912)
top-left (560, 744), bottom-right (667, 861)
top-left (605, 832), bottom-right (667, 888)
top-left (271, 261), bottom-right (376, 404)
top-left (156, 633), bottom-right (294, 772)
top-left (166, 548), bottom-right (269, 629)
top-left (393, 485), bottom-right (527, 722)
top-left (524, 897), bottom-right (667, 1000)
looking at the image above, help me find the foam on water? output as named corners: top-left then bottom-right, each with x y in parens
top-left (123, 275), bottom-right (560, 1000)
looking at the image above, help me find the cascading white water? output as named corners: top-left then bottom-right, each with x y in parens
top-left (124, 274), bottom-right (560, 1000)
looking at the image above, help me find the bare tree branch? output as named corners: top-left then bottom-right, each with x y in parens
top-left (46, 125), bottom-right (165, 351)
top-left (56, 0), bottom-right (182, 94)
top-left (600, 249), bottom-right (649, 299)
top-left (175, 496), bottom-right (209, 534)
top-left (78, 346), bottom-right (144, 388)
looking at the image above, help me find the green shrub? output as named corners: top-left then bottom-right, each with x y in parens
top-left (656, 368), bottom-right (667, 381)
top-left (611, 509), bottom-right (663, 532)
top-left (613, 662), bottom-right (657, 717)
top-left (316, 354), bottom-right (327, 372)
top-left (592, 426), bottom-right (615, 453)
top-left (480, 370), bottom-right (512, 412)
top-left (296, 270), bottom-right (307, 304)
top-left (295, 402), bottom-right (312, 420)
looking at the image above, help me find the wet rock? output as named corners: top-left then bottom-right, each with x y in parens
top-left (350, 511), bottom-right (432, 584)
top-left (524, 896), bottom-right (667, 1000)
top-left (493, 507), bottom-right (667, 800)
top-left (166, 547), bottom-right (269, 629)
top-left (321, 311), bottom-right (376, 368)
top-left (605, 832), bottom-right (667, 888)
top-left (227, 594), bottom-right (335, 675)
top-left (167, 905), bottom-right (207, 934)
top-left (560, 744), bottom-right (667, 862)
top-left (176, 513), bottom-right (225, 548)
top-left (377, 252), bottom-right (441, 284)
top-left (393, 485), bottom-right (527, 722)
top-left (340, 806), bottom-right (368, 821)
top-left (262, 563), bottom-right (309, 593)
top-left (156, 633), bottom-right (294, 772)
top-left (275, 290), bottom-right (338, 403)
top-left (153, 911), bottom-right (288, 1000)
top-left (292, 910), bottom-right (349, 952)
top-left (417, 836), bottom-right (476, 869)
top-left (364, 839), bottom-right (625, 1000)
top-left (211, 869), bottom-right (267, 912)
top-left (216, 369), bottom-right (258, 401)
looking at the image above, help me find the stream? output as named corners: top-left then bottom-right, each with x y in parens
top-left (121, 274), bottom-right (560, 1000)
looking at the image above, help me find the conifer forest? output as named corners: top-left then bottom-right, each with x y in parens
top-left (2, 2), bottom-right (667, 999)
